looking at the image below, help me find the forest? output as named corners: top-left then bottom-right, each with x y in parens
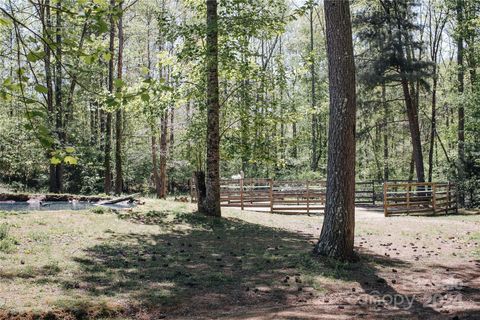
top-left (1, 0), bottom-right (478, 204)
top-left (0, 0), bottom-right (479, 319)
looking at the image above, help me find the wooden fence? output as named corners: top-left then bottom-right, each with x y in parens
top-left (217, 179), bottom-right (327, 214)
top-left (191, 179), bottom-right (458, 216)
top-left (192, 178), bottom-right (379, 215)
top-left (383, 182), bottom-right (457, 216)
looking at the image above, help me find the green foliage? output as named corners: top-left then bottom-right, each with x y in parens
top-left (0, 223), bottom-right (17, 254)
top-left (90, 206), bottom-right (112, 215)
top-left (0, 0), bottom-right (478, 206)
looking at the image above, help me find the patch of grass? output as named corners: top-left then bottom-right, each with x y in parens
top-left (27, 230), bottom-right (50, 243)
top-left (0, 223), bottom-right (17, 253)
top-left (90, 206), bottom-right (113, 215)
top-left (0, 222), bottom-right (9, 240)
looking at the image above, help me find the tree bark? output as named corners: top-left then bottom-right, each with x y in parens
top-left (382, 82), bottom-right (389, 181)
top-left (159, 112), bottom-right (168, 198)
top-left (401, 78), bottom-right (425, 183)
top-left (41, 0), bottom-right (57, 194)
top-left (53, 0), bottom-right (63, 193)
top-left (195, 171), bottom-right (207, 213)
top-left (314, 0), bottom-right (356, 261)
top-left (151, 135), bottom-right (162, 198)
top-left (428, 66), bottom-right (437, 182)
top-left (310, 5), bottom-right (319, 172)
top-left (204, 0), bottom-right (221, 217)
top-left (104, 0), bottom-right (115, 194)
top-left (427, 5), bottom-right (447, 183)
top-left (456, 0), bottom-right (465, 206)
top-left (114, 1), bottom-right (124, 195)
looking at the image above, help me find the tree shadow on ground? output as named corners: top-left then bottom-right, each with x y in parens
top-left (56, 211), bottom-right (479, 319)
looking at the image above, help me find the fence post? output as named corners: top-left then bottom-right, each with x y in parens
top-left (372, 180), bottom-right (375, 205)
top-left (432, 183), bottom-right (437, 214)
top-left (306, 180), bottom-right (310, 214)
top-left (240, 178), bottom-right (244, 211)
top-left (269, 179), bottom-right (273, 214)
top-left (406, 184), bottom-right (411, 215)
top-left (383, 182), bottom-right (388, 217)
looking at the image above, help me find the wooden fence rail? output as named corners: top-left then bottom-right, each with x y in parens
top-left (192, 178), bottom-right (377, 215)
top-left (191, 179), bottom-right (458, 216)
top-left (383, 182), bottom-right (457, 216)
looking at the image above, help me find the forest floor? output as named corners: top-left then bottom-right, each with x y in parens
top-left (0, 199), bottom-right (479, 320)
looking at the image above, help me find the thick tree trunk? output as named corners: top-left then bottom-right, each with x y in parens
top-left (456, 0), bottom-right (465, 207)
top-left (195, 171), bottom-right (207, 213)
top-left (314, 0), bottom-right (356, 261)
top-left (204, 0), bottom-right (221, 217)
top-left (114, 2), bottom-right (124, 195)
top-left (104, 0), bottom-right (115, 194)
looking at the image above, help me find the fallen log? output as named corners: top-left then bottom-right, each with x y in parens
top-left (97, 193), bottom-right (140, 205)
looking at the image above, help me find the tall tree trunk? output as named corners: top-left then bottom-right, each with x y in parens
top-left (104, 0), bottom-right (115, 194)
top-left (310, 5), bottom-right (319, 171)
top-left (42, 0), bottom-right (57, 193)
top-left (204, 0), bottom-right (221, 217)
top-left (54, 0), bottom-right (63, 192)
top-left (427, 6), bottom-right (447, 183)
top-left (42, 1), bottom-right (52, 176)
top-left (401, 78), bottom-right (425, 183)
top-left (314, 0), bottom-right (356, 261)
top-left (456, 0), bottom-right (465, 207)
top-left (382, 82), bottom-right (389, 181)
top-left (428, 66), bottom-right (437, 182)
top-left (114, 1), bottom-right (124, 195)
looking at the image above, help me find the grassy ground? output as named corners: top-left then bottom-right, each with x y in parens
top-left (0, 200), bottom-right (479, 319)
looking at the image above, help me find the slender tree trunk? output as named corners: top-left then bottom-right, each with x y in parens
top-left (42, 0), bottom-right (57, 193)
top-left (151, 135), bottom-right (161, 198)
top-left (54, 0), bottom-right (63, 192)
top-left (310, 5), bottom-right (319, 171)
top-left (401, 78), bottom-right (425, 183)
top-left (169, 105), bottom-right (174, 158)
top-left (314, 0), bottom-right (356, 261)
top-left (104, 0), bottom-right (115, 194)
top-left (292, 113), bottom-right (297, 158)
top-left (90, 102), bottom-right (98, 144)
top-left (159, 112), bottom-right (168, 198)
top-left (456, 0), bottom-right (465, 206)
top-left (428, 66), bottom-right (437, 182)
top-left (204, 0), bottom-right (221, 216)
top-left (427, 6), bottom-right (447, 183)
top-left (114, 1), bottom-right (124, 195)
top-left (382, 83), bottom-right (389, 181)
